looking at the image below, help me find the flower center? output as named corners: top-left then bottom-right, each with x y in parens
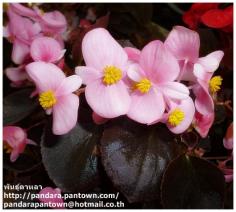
top-left (39, 90), bottom-right (57, 109)
top-left (3, 143), bottom-right (12, 153)
top-left (135, 78), bottom-right (152, 93)
top-left (103, 66), bottom-right (122, 85)
top-left (168, 109), bottom-right (185, 127)
top-left (209, 76), bottom-right (222, 93)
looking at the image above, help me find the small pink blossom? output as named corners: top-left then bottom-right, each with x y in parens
top-left (76, 28), bottom-right (131, 118)
top-left (164, 26), bottom-right (224, 82)
top-left (162, 97), bottom-right (195, 134)
top-left (39, 187), bottom-right (64, 209)
top-left (26, 62), bottom-right (82, 135)
top-left (126, 41), bottom-right (189, 124)
top-left (3, 126), bottom-right (36, 162)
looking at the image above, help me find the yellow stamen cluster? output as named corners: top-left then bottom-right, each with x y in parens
top-left (103, 66), bottom-right (122, 85)
top-left (39, 90), bottom-right (57, 109)
top-left (209, 76), bottom-right (223, 93)
top-left (168, 109), bottom-right (185, 127)
top-left (135, 78), bottom-right (152, 93)
top-left (3, 143), bottom-right (12, 153)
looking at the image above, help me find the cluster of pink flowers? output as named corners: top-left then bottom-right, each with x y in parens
top-left (4, 4), bottom-right (224, 150)
top-left (76, 26), bottom-right (224, 137)
top-left (4, 3), bottom-right (82, 136)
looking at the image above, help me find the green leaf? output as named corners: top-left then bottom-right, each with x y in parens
top-left (41, 115), bottom-right (103, 193)
top-left (101, 118), bottom-right (186, 203)
top-left (3, 88), bottom-right (38, 125)
top-left (161, 155), bottom-right (225, 209)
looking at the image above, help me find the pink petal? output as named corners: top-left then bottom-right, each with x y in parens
top-left (167, 98), bottom-right (195, 134)
top-left (10, 3), bottom-right (38, 19)
top-left (194, 80), bottom-right (214, 115)
top-left (164, 26), bottom-right (200, 62)
top-left (39, 187), bottom-right (64, 209)
top-left (193, 112), bottom-right (214, 138)
top-left (124, 47), bottom-right (141, 62)
top-left (52, 94), bottom-right (79, 135)
top-left (160, 82), bottom-right (190, 100)
top-left (92, 112), bottom-right (109, 125)
top-left (25, 139), bottom-right (37, 146)
top-left (12, 39), bottom-right (29, 64)
top-left (26, 62), bottom-right (65, 93)
top-left (139, 40), bottom-right (179, 83)
top-left (55, 75), bottom-right (82, 97)
top-left (30, 37), bottom-right (63, 63)
top-left (82, 28), bottom-right (128, 71)
top-left (197, 50), bottom-right (224, 72)
top-left (127, 63), bottom-right (144, 82)
top-left (40, 11), bottom-right (67, 34)
top-left (127, 88), bottom-right (165, 124)
top-left (75, 66), bottom-right (102, 85)
top-left (85, 79), bottom-right (131, 118)
top-left (193, 63), bottom-right (213, 82)
top-left (5, 65), bottom-right (28, 82)
top-left (10, 150), bottom-right (20, 162)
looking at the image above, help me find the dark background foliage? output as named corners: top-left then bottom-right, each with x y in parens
top-left (3, 3), bottom-right (233, 209)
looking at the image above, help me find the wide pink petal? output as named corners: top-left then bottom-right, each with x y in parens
top-left (75, 66), bottom-right (102, 85)
top-left (39, 187), bottom-right (64, 209)
top-left (85, 79), bottom-right (131, 118)
top-left (52, 94), bottom-right (79, 135)
top-left (82, 28), bottom-right (128, 71)
top-left (26, 62), bottom-right (65, 92)
top-left (164, 26), bottom-right (200, 62)
top-left (197, 50), bottom-right (224, 72)
top-left (167, 98), bottom-right (195, 134)
top-left (30, 37), bottom-right (63, 63)
top-left (5, 66), bottom-right (28, 82)
top-left (139, 40), bottom-right (179, 83)
top-left (124, 47), bottom-right (141, 62)
top-left (127, 88), bottom-right (165, 124)
top-left (160, 82), bottom-right (190, 100)
top-left (55, 75), bottom-right (82, 96)
top-left (12, 39), bottom-right (29, 64)
top-left (194, 80), bottom-right (214, 115)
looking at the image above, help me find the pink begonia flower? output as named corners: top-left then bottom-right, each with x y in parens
top-left (39, 187), bottom-right (64, 209)
top-left (164, 26), bottom-right (224, 82)
top-left (3, 126), bottom-right (36, 162)
top-left (223, 122), bottom-right (233, 150)
top-left (5, 65), bottom-right (28, 87)
top-left (193, 111), bottom-right (214, 138)
top-left (26, 62), bottom-right (82, 135)
top-left (162, 97), bottom-right (195, 134)
top-left (4, 4), bottom-right (42, 64)
top-left (126, 40), bottom-right (189, 124)
top-left (75, 28), bottom-right (131, 118)
top-left (30, 36), bottom-right (66, 63)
